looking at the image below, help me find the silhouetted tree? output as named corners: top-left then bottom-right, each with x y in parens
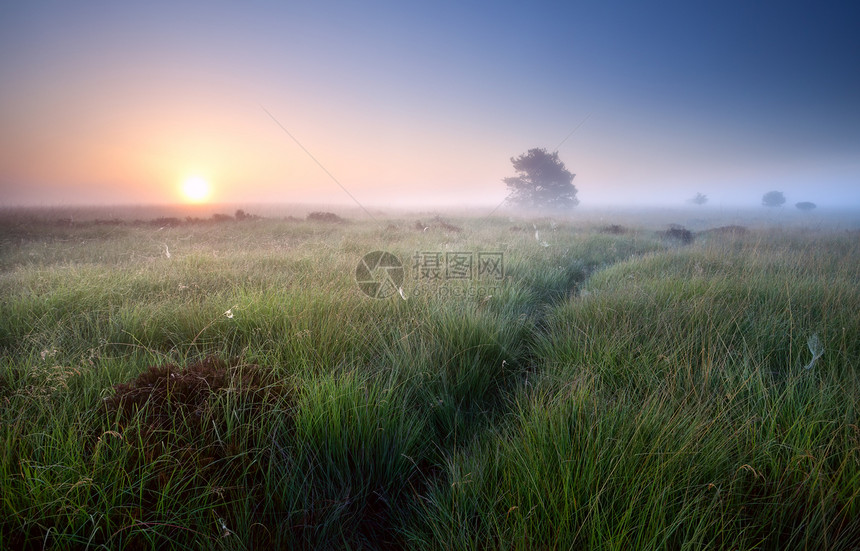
top-left (795, 201), bottom-right (817, 211)
top-left (761, 190), bottom-right (786, 207)
top-left (690, 192), bottom-right (708, 206)
top-left (503, 148), bottom-right (578, 210)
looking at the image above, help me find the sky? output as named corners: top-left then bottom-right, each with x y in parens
top-left (1, 1), bottom-right (858, 210)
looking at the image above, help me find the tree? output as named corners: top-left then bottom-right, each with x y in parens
top-left (795, 201), bottom-right (817, 211)
top-left (690, 192), bottom-right (708, 206)
top-left (761, 190), bottom-right (786, 207)
top-left (503, 148), bottom-right (578, 210)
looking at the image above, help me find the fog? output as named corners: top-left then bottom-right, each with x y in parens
top-left (1, 3), bottom-right (857, 211)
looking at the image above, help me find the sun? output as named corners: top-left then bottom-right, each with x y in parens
top-left (181, 176), bottom-right (211, 203)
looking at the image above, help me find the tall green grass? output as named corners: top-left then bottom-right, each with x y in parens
top-left (409, 229), bottom-right (860, 549)
top-left (1, 215), bottom-right (858, 549)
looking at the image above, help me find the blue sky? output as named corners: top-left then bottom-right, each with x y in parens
top-left (1, 1), bottom-right (858, 208)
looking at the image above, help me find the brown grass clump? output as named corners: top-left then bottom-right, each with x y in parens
top-left (106, 358), bottom-right (222, 426)
top-left (660, 224), bottom-right (694, 244)
top-left (307, 211), bottom-right (345, 223)
top-left (415, 216), bottom-right (462, 233)
top-left (94, 357), bottom-right (292, 548)
top-left (101, 356), bottom-right (289, 493)
top-left (598, 224), bottom-right (628, 235)
top-left (103, 357), bottom-right (279, 429)
top-left (102, 356), bottom-right (287, 460)
top-left (702, 224), bottom-right (748, 235)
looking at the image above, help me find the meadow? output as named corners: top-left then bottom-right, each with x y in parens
top-left (1, 207), bottom-right (858, 549)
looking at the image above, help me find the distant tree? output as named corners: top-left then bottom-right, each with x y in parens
top-left (503, 148), bottom-right (578, 210)
top-left (795, 201), bottom-right (817, 212)
top-left (761, 190), bottom-right (786, 207)
top-left (690, 192), bottom-right (708, 206)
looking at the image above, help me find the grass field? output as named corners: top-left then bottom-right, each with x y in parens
top-left (1, 207), bottom-right (858, 549)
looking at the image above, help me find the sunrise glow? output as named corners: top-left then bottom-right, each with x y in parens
top-left (181, 177), bottom-right (211, 203)
top-left (0, 3), bottom-right (857, 208)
